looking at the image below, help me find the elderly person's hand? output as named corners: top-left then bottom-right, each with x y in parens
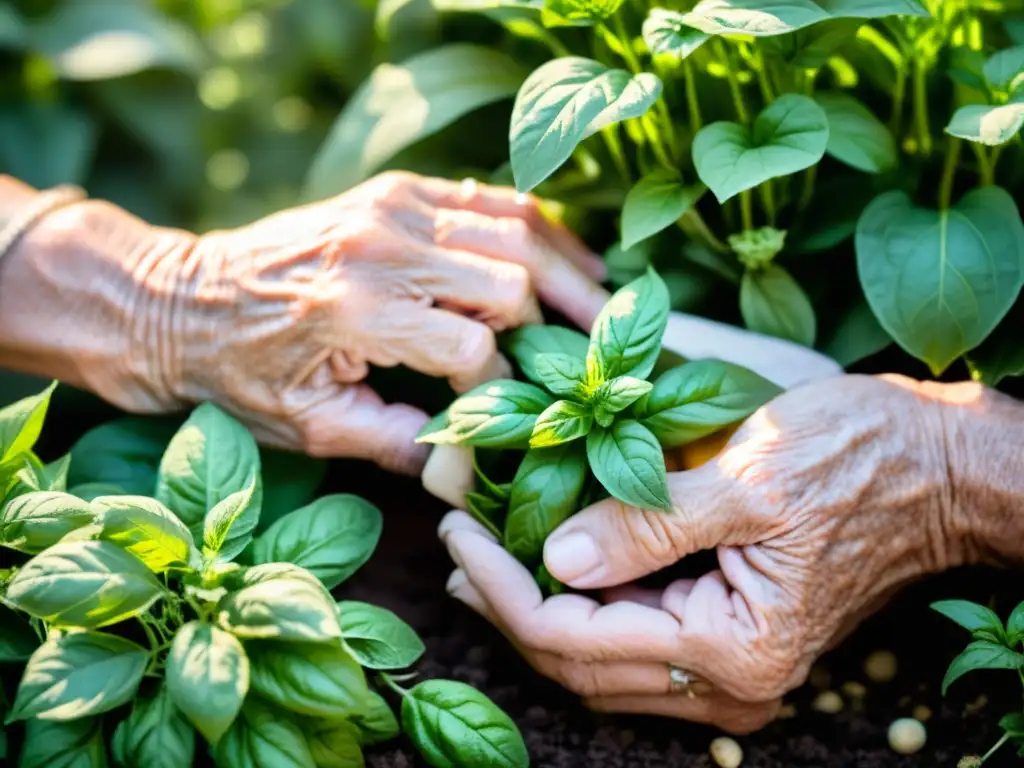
top-left (437, 327), bottom-right (1024, 733)
top-left (0, 172), bottom-right (607, 473)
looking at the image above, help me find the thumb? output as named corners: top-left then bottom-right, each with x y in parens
top-left (543, 464), bottom-right (749, 589)
top-left (297, 384), bottom-right (431, 475)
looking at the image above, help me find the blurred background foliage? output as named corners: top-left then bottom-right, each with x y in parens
top-left (0, 0), bottom-right (519, 234)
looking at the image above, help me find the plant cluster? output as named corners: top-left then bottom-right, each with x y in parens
top-left (323, 0), bottom-right (1024, 386)
top-left (933, 599), bottom-right (1024, 766)
top-left (0, 386), bottom-right (528, 768)
top-left (418, 268), bottom-right (779, 587)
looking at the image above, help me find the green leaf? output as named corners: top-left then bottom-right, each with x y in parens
top-left (604, 239), bottom-right (652, 288)
top-left (0, 604), bottom-right (39, 662)
top-left (10, 630), bottom-right (147, 721)
top-left (505, 326), bottom-right (589, 385)
top-left (0, 491), bottom-right (95, 554)
top-left (678, 0), bottom-right (928, 37)
top-left (999, 711), bottom-right (1024, 738)
top-left (418, 381), bottom-right (555, 448)
top-left (203, 475), bottom-right (260, 562)
top-left (339, 601), bottom-right (427, 670)
top-left (10, 454), bottom-right (71, 498)
top-left (216, 566), bottom-right (342, 642)
top-left (252, 494), bottom-right (382, 590)
top-left (621, 171), bottom-right (703, 250)
top-left (19, 716), bottom-right (107, 768)
top-left (693, 94), bottom-right (829, 203)
top-left (945, 98), bottom-right (1024, 146)
top-left (592, 376), bottom-right (654, 417)
top-left (92, 495), bottom-right (199, 573)
top-left (510, 57), bottom-right (662, 192)
top-left (32, 0), bottom-right (204, 80)
top-left (350, 691), bottom-right (400, 746)
top-left (156, 402), bottom-right (262, 537)
top-left (586, 421), bottom-right (671, 511)
top-left (215, 699), bottom-right (315, 768)
top-left (305, 719), bottom-right (365, 768)
top-left (0, 5), bottom-right (27, 51)
top-left (984, 45), bottom-right (1024, 94)
top-left (111, 683), bottom-right (195, 768)
top-left (931, 600), bottom-right (1004, 634)
top-left (402, 680), bottom-right (529, 768)
top-left (530, 401), bottom-right (593, 448)
top-left (5, 540), bottom-right (163, 628)
top-left (1007, 602), bottom-right (1024, 646)
top-left (258, 449), bottom-right (328, 533)
top-left (641, 9), bottom-right (709, 60)
top-left (855, 187), bottom-right (1024, 375)
top-left (68, 417), bottom-right (180, 498)
top-left (816, 92), bottom-right (897, 173)
top-left (464, 492), bottom-right (506, 539)
top-left (587, 268), bottom-right (670, 381)
top-left (542, 0), bottom-right (623, 26)
top-left (305, 44), bottom-right (524, 198)
top-left (635, 360), bottom-right (780, 447)
top-left (0, 382), bottom-right (56, 463)
top-left (762, 19), bottom-right (862, 68)
top-left (941, 640), bottom-right (1024, 695)
top-left (820, 296), bottom-right (893, 367)
top-left (533, 354), bottom-right (586, 399)
top-left (740, 265), bottom-right (817, 347)
top-left (0, 105), bottom-right (97, 188)
top-left (166, 621), bottom-right (248, 745)
top-left (504, 443), bottom-right (588, 565)
top-left (249, 642), bottom-right (368, 719)
top-left (966, 298), bottom-right (1024, 386)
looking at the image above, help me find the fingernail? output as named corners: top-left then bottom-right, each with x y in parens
top-left (544, 531), bottom-right (602, 584)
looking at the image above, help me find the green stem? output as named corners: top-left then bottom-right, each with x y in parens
top-left (980, 731), bottom-right (1010, 763)
top-left (539, 30), bottom-right (571, 58)
top-left (972, 142), bottom-right (994, 186)
top-left (381, 672), bottom-right (409, 697)
top-left (740, 190), bottom-right (754, 230)
top-left (939, 137), bottom-right (962, 210)
top-left (760, 180), bottom-right (777, 226)
top-left (610, 14), bottom-right (643, 74)
top-left (601, 126), bottom-right (632, 187)
top-left (912, 57), bottom-right (932, 156)
top-left (891, 65), bottom-right (907, 135)
top-left (682, 59), bottom-right (703, 134)
top-left (678, 208), bottom-right (730, 253)
top-left (798, 164), bottom-right (818, 213)
top-left (139, 616), bottom-right (159, 652)
top-left (715, 39), bottom-right (750, 125)
top-left (755, 50), bottom-right (775, 104)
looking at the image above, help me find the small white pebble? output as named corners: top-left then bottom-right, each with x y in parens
top-left (841, 681), bottom-right (867, 699)
top-left (865, 650), bottom-right (898, 682)
top-left (958, 756), bottom-right (982, 768)
top-left (710, 737), bottom-right (743, 768)
top-left (888, 718), bottom-right (927, 755)
top-left (912, 705), bottom-right (932, 722)
top-left (813, 691), bottom-right (844, 714)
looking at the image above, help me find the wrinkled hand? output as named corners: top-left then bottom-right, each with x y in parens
top-left (9, 172), bottom-right (607, 473)
top-left (439, 372), bottom-right (974, 733)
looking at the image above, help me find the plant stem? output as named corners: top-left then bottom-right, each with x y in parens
top-left (381, 672), bottom-right (409, 697)
top-left (601, 126), bottom-right (632, 187)
top-left (891, 65), bottom-right (907, 135)
top-left (912, 57), bottom-right (932, 156)
top-left (139, 615), bottom-right (159, 651)
top-left (972, 142), bottom-right (994, 186)
top-left (980, 732), bottom-right (1010, 763)
top-left (939, 137), bottom-right (962, 210)
top-left (715, 39), bottom-right (750, 125)
top-left (610, 14), bottom-right (643, 74)
top-left (798, 164), bottom-right (818, 212)
top-left (682, 59), bottom-right (703, 134)
top-left (678, 208), bottom-right (730, 253)
top-left (755, 50), bottom-right (775, 104)
top-left (740, 189), bottom-right (754, 230)
top-left (760, 180), bottom-right (777, 226)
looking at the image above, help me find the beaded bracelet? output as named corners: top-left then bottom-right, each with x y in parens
top-left (0, 184), bottom-right (87, 263)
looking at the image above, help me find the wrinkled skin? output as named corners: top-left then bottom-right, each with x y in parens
top-left (0, 172), bottom-right (607, 473)
top-left (439, 372), bottom-right (1007, 734)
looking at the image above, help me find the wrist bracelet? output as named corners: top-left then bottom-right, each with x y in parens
top-left (0, 184), bottom-right (87, 263)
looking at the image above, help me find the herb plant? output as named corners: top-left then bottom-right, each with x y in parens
top-left (933, 599), bottom-right (1024, 765)
top-left (0, 386), bottom-right (529, 768)
top-left (418, 268), bottom-right (779, 584)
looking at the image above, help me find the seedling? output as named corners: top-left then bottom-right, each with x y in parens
top-left (933, 599), bottom-right (1024, 764)
top-left (418, 268), bottom-right (780, 584)
top-left (0, 388), bottom-right (528, 768)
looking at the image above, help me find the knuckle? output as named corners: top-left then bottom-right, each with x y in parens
top-left (556, 661), bottom-right (602, 697)
top-left (488, 262), bottom-right (532, 313)
top-left (451, 323), bottom-right (496, 374)
top-left (629, 507), bottom-right (685, 567)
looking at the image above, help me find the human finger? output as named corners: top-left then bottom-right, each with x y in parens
top-left (543, 463), bottom-right (755, 589)
top-left (433, 207), bottom-right (609, 330)
top-left (414, 176), bottom-right (606, 282)
top-left (584, 692), bottom-right (780, 734)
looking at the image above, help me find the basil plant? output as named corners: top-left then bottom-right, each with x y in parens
top-left (418, 268), bottom-right (779, 588)
top-left (0, 388), bottom-right (528, 768)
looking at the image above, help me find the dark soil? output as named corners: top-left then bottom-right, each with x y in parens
top-left (335, 462), bottom-right (1022, 768)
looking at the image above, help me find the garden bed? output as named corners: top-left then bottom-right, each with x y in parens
top-left (339, 462), bottom-right (1018, 768)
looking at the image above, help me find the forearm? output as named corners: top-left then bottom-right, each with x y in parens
top-left (935, 381), bottom-right (1024, 565)
top-left (0, 176), bottom-right (193, 409)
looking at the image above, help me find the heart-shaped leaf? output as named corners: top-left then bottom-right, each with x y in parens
top-left (983, 45), bottom-right (1024, 94)
top-left (856, 187), bottom-right (1024, 374)
top-left (816, 91), bottom-right (897, 173)
top-left (510, 57), bottom-right (662, 192)
top-left (693, 94), bottom-right (829, 203)
top-left (641, 9), bottom-right (709, 59)
top-left (946, 97), bottom-right (1024, 146)
top-left (679, 0), bottom-right (928, 37)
